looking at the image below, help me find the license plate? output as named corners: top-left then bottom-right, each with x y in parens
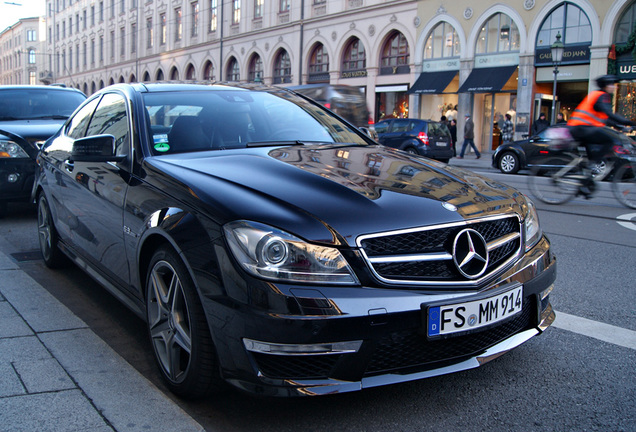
top-left (426, 285), bottom-right (523, 337)
top-left (435, 142), bottom-right (447, 147)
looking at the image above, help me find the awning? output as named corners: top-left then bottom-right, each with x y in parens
top-left (457, 66), bottom-right (518, 93)
top-left (408, 70), bottom-right (458, 94)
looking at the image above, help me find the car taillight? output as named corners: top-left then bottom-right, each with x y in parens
top-left (324, 103), bottom-right (331, 109)
top-left (614, 144), bottom-right (630, 155)
top-left (418, 131), bottom-right (429, 145)
top-left (368, 116), bottom-right (374, 125)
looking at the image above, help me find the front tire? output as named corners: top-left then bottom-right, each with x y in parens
top-left (612, 163), bottom-right (636, 209)
top-left (145, 246), bottom-right (221, 399)
top-left (498, 152), bottom-right (520, 174)
top-left (528, 165), bottom-right (581, 205)
top-left (37, 193), bottom-right (67, 268)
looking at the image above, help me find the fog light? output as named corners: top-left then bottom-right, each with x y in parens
top-left (7, 173), bottom-right (19, 183)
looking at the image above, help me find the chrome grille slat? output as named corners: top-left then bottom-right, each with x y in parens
top-left (357, 215), bottom-right (522, 286)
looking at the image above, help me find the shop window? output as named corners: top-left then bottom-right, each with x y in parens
top-left (273, 50), bottom-right (291, 84)
top-left (476, 13), bottom-right (520, 54)
top-left (380, 31), bottom-right (410, 75)
top-left (226, 57), bottom-right (240, 81)
top-left (308, 44), bottom-right (329, 83)
top-left (615, 2), bottom-right (636, 43)
top-left (248, 55), bottom-right (263, 82)
top-left (341, 37), bottom-right (366, 77)
top-left (537, 3), bottom-right (591, 47)
top-left (425, 21), bottom-right (460, 59)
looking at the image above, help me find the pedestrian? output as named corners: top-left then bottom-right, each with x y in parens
top-left (458, 113), bottom-right (480, 159)
top-left (502, 113), bottom-right (514, 143)
top-left (556, 112), bottom-right (566, 124)
top-left (531, 112), bottom-right (549, 135)
top-left (448, 118), bottom-right (457, 156)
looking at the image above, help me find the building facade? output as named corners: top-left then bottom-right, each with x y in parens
top-left (3, 1), bottom-right (635, 155)
top-left (0, 17), bottom-right (47, 85)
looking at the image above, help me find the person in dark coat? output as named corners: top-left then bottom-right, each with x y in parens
top-left (531, 113), bottom-right (549, 135)
top-left (448, 119), bottom-right (457, 156)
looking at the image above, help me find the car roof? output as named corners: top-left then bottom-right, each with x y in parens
top-left (0, 85), bottom-right (85, 95)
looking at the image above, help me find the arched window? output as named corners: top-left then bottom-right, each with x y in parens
top-left (380, 31), bottom-right (410, 75)
top-left (170, 66), bottom-right (179, 80)
top-left (226, 57), bottom-right (240, 81)
top-left (476, 13), bottom-right (520, 54)
top-left (342, 37), bottom-right (366, 73)
top-left (83, 83), bottom-right (88, 94)
top-left (424, 21), bottom-right (460, 59)
top-left (537, 3), bottom-right (591, 47)
top-left (109, 77), bottom-right (115, 86)
top-left (616, 2), bottom-right (636, 43)
top-left (248, 54), bottom-right (263, 82)
top-left (273, 49), bottom-right (291, 84)
top-left (28, 49), bottom-right (36, 64)
top-left (143, 71), bottom-right (151, 82)
top-left (308, 43), bottom-right (329, 83)
top-left (156, 68), bottom-right (164, 81)
top-left (185, 63), bottom-right (196, 80)
top-left (118, 75), bottom-right (125, 83)
top-left (99, 80), bottom-right (104, 89)
top-left (91, 82), bottom-right (96, 94)
top-left (129, 74), bottom-right (136, 83)
top-left (203, 60), bottom-right (214, 80)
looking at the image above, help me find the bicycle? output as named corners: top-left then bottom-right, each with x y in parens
top-left (528, 145), bottom-right (636, 209)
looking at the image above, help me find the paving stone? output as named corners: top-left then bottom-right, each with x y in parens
top-left (0, 336), bottom-right (52, 363)
top-left (0, 363), bottom-right (25, 397)
top-left (13, 358), bottom-right (76, 393)
top-left (0, 302), bottom-right (33, 338)
top-left (0, 389), bottom-right (114, 432)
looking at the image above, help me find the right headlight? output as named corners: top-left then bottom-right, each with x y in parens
top-left (0, 140), bottom-right (29, 158)
top-left (224, 220), bottom-right (359, 285)
top-left (524, 197), bottom-right (542, 251)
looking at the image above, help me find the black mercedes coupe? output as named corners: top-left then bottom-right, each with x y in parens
top-left (33, 83), bottom-right (556, 398)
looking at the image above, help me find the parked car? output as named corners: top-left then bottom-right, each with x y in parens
top-left (375, 118), bottom-right (454, 163)
top-left (492, 125), bottom-right (636, 175)
top-left (34, 82), bottom-right (555, 399)
top-left (0, 85), bottom-right (86, 216)
top-left (286, 84), bottom-right (377, 139)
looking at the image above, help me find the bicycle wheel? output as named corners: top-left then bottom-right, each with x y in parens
top-left (612, 163), bottom-right (636, 209)
top-left (528, 165), bottom-right (583, 205)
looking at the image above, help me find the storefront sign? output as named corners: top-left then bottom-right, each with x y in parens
top-left (474, 53), bottom-right (519, 68)
top-left (421, 58), bottom-right (461, 72)
top-left (341, 70), bottom-right (368, 78)
top-left (535, 45), bottom-right (590, 66)
top-left (535, 64), bottom-right (590, 82)
top-left (379, 65), bottom-right (410, 76)
top-left (616, 54), bottom-right (636, 80)
top-left (308, 73), bottom-right (330, 82)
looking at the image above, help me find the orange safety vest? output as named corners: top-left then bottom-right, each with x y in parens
top-left (567, 91), bottom-right (609, 127)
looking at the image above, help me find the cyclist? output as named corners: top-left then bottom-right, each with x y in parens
top-left (567, 74), bottom-right (635, 194)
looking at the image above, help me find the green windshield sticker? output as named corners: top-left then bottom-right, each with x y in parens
top-left (154, 143), bottom-right (170, 152)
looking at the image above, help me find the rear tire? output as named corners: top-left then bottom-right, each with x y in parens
top-left (145, 246), bottom-right (222, 399)
top-left (498, 152), bottom-right (519, 174)
top-left (528, 165), bottom-right (581, 205)
top-left (612, 163), bottom-right (636, 209)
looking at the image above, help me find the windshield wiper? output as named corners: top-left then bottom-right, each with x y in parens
top-left (246, 140), bottom-right (303, 147)
top-left (27, 115), bottom-right (69, 120)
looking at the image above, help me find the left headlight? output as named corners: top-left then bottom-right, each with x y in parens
top-left (0, 140), bottom-right (30, 158)
top-left (524, 197), bottom-right (542, 251)
top-left (224, 220), bottom-right (359, 285)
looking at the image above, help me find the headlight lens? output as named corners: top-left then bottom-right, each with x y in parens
top-left (524, 197), bottom-right (542, 251)
top-left (224, 220), bottom-right (359, 285)
top-left (0, 140), bottom-right (29, 158)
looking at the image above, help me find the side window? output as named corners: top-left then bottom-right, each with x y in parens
top-left (374, 122), bottom-right (389, 134)
top-left (393, 119), bottom-right (410, 133)
top-left (86, 93), bottom-right (130, 157)
top-left (66, 97), bottom-right (100, 140)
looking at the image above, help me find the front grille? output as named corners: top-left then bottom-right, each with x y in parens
top-left (358, 215), bottom-right (522, 285)
top-left (364, 298), bottom-right (533, 375)
top-left (252, 353), bottom-right (342, 379)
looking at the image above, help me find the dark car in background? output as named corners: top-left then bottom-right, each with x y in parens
top-left (492, 125), bottom-right (636, 175)
top-left (287, 84), bottom-right (377, 139)
top-left (375, 118), bottom-right (453, 163)
top-left (33, 82), bottom-right (555, 400)
top-left (0, 85), bottom-right (86, 216)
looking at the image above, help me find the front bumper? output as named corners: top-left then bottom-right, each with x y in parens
top-left (203, 235), bottom-right (556, 397)
top-left (0, 158), bottom-right (36, 203)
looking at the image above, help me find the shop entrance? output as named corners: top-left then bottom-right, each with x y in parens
top-left (480, 93), bottom-right (517, 151)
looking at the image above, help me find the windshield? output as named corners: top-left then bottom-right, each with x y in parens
top-left (142, 88), bottom-right (370, 155)
top-left (0, 89), bottom-right (86, 120)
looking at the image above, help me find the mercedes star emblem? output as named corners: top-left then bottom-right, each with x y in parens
top-left (453, 228), bottom-right (489, 279)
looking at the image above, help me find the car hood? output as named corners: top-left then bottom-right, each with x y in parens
top-left (148, 144), bottom-right (527, 246)
top-left (0, 120), bottom-right (66, 150)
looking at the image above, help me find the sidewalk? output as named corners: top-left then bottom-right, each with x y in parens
top-left (0, 249), bottom-right (205, 432)
top-left (446, 152), bottom-right (493, 172)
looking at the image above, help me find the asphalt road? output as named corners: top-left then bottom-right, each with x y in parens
top-left (1, 168), bottom-right (634, 432)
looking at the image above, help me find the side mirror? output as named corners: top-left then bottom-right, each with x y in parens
top-left (71, 134), bottom-right (125, 162)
